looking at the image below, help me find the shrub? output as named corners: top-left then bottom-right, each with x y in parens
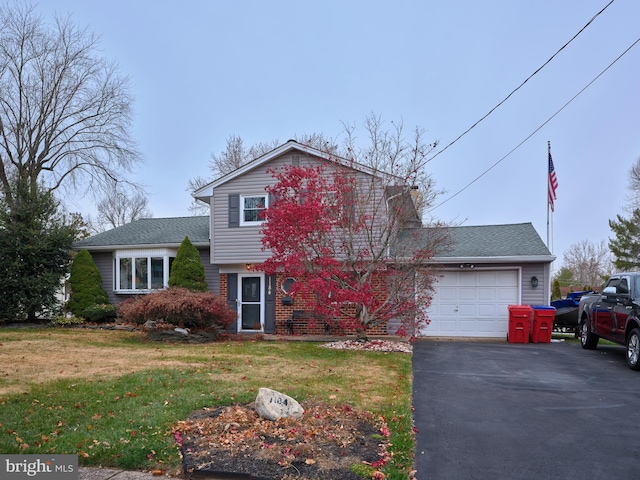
top-left (118, 288), bottom-right (236, 331)
top-left (51, 315), bottom-right (85, 327)
top-left (82, 303), bottom-right (117, 323)
top-left (66, 250), bottom-right (110, 316)
top-left (168, 236), bottom-right (207, 292)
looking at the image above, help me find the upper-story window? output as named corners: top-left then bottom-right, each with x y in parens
top-left (241, 195), bottom-right (267, 225)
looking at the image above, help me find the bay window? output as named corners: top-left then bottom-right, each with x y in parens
top-left (114, 249), bottom-right (176, 293)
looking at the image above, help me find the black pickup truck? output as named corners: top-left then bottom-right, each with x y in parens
top-left (578, 273), bottom-right (640, 370)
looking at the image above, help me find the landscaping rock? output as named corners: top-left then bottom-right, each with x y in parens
top-left (254, 388), bottom-right (303, 421)
top-left (143, 320), bottom-right (157, 330)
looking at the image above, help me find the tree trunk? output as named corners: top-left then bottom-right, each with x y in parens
top-left (355, 305), bottom-right (369, 342)
top-left (355, 325), bottom-right (368, 342)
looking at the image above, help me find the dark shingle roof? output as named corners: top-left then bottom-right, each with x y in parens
top-left (74, 217), bottom-right (552, 263)
top-left (73, 217), bottom-right (209, 250)
top-left (396, 223), bottom-right (553, 260)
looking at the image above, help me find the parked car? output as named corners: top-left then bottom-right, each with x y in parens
top-left (578, 273), bottom-right (640, 370)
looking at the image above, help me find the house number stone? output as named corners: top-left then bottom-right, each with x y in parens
top-left (254, 387), bottom-right (303, 421)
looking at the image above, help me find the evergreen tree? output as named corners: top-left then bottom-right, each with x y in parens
top-left (553, 267), bottom-right (575, 288)
top-left (168, 236), bottom-right (207, 292)
top-left (551, 279), bottom-right (561, 300)
top-left (608, 209), bottom-right (640, 271)
top-left (0, 181), bottom-right (77, 321)
top-left (67, 250), bottom-right (109, 316)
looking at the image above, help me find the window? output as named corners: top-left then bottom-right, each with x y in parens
top-left (114, 250), bottom-right (176, 293)
top-left (241, 195), bottom-right (267, 225)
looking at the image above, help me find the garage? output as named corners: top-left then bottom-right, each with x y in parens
top-left (421, 269), bottom-right (519, 338)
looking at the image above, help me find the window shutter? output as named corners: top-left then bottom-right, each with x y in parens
top-left (227, 273), bottom-right (238, 333)
top-left (228, 194), bottom-right (240, 227)
top-left (264, 273), bottom-right (276, 334)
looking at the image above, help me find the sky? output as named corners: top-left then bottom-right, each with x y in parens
top-left (40, 0), bottom-right (640, 271)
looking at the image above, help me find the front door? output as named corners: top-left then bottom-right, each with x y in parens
top-left (239, 274), bottom-right (263, 332)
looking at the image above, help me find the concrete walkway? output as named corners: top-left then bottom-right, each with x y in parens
top-left (79, 467), bottom-right (164, 480)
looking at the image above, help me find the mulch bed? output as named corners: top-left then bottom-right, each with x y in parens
top-left (176, 401), bottom-right (390, 480)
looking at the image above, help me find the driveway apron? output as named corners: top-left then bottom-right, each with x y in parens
top-left (412, 340), bottom-right (640, 480)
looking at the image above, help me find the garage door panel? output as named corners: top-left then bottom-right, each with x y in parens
top-left (477, 288), bottom-right (498, 301)
top-left (478, 304), bottom-right (498, 316)
top-left (477, 319), bottom-right (496, 331)
top-left (459, 288), bottom-right (477, 301)
top-left (458, 276), bottom-right (477, 287)
top-left (497, 271), bottom-right (517, 285)
top-left (459, 305), bottom-right (477, 316)
top-left (438, 320), bottom-right (458, 332)
top-left (497, 288), bottom-right (517, 301)
top-left (423, 270), bottom-right (519, 337)
top-left (437, 288), bottom-right (458, 301)
top-left (439, 305), bottom-right (458, 316)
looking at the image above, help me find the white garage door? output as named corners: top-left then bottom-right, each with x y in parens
top-left (421, 270), bottom-right (519, 337)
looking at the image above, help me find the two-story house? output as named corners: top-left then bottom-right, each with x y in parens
top-left (74, 140), bottom-right (555, 338)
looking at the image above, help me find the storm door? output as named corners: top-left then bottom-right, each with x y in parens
top-left (239, 274), bottom-right (263, 331)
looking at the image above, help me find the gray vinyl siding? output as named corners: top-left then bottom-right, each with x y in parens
top-left (211, 153), bottom-right (385, 265)
top-left (91, 251), bottom-right (117, 304)
top-left (199, 248), bottom-right (220, 295)
top-left (520, 263), bottom-right (548, 305)
top-left (212, 157), bottom-right (282, 264)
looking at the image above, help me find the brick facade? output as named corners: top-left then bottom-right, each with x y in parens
top-left (220, 272), bottom-right (389, 336)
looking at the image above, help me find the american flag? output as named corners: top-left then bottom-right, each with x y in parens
top-left (548, 151), bottom-right (558, 212)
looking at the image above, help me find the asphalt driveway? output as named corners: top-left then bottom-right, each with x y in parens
top-left (412, 339), bottom-right (640, 480)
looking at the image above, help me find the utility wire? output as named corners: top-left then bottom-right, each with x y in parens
top-left (425, 0), bottom-right (615, 164)
top-left (426, 35), bottom-right (640, 213)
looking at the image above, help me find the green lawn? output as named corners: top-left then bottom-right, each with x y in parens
top-left (0, 329), bottom-right (415, 479)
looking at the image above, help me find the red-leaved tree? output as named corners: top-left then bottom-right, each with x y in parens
top-left (259, 154), bottom-right (449, 339)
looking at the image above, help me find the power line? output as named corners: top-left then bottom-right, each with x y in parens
top-left (426, 35), bottom-right (640, 214)
top-left (425, 0), bottom-right (615, 165)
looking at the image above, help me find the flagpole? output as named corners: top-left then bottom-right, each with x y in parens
top-left (547, 141), bottom-right (551, 251)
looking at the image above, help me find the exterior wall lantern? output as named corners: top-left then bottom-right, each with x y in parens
top-left (531, 276), bottom-right (539, 288)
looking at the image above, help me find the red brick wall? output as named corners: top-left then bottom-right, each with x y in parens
top-left (220, 272), bottom-right (390, 336)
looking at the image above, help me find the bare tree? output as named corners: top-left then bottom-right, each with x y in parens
top-left (562, 239), bottom-right (613, 287)
top-left (0, 3), bottom-right (141, 213)
top-left (188, 133), bottom-right (338, 214)
top-left (341, 114), bottom-right (441, 215)
top-left (625, 156), bottom-right (640, 213)
top-left (95, 189), bottom-right (152, 231)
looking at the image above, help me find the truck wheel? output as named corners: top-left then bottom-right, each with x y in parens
top-left (626, 329), bottom-right (640, 370)
top-left (580, 321), bottom-right (599, 350)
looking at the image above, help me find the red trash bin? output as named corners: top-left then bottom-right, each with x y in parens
top-left (530, 305), bottom-right (555, 343)
top-left (507, 305), bottom-right (532, 343)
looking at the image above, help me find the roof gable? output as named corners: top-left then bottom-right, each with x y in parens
top-left (193, 139), bottom-right (393, 203)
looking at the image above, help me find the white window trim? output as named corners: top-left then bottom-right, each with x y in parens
top-left (240, 194), bottom-right (268, 226)
top-left (113, 248), bottom-right (176, 294)
top-left (238, 272), bottom-right (265, 332)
